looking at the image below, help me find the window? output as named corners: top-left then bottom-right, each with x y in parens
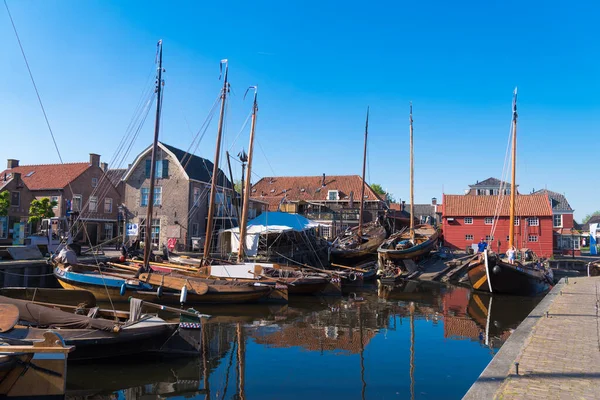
top-left (153, 187), bottom-right (162, 206)
top-left (89, 196), bottom-right (98, 212)
top-left (528, 235), bottom-right (538, 242)
top-left (328, 190), bottom-right (339, 201)
top-left (514, 217), bottom-right (520, 226)
top-left (51, 196), bottom-right (59, 210)
top-left (553, 214), bottom-right (562, 228)
top-left (145, 159), bottom-right (169, 179)
top-left (486, 235), bottom-right (493, 241)
top-left (10, 191), bottom-right (20, 207)
top-left (248, 208), bottom-right (257, 219)
top-left (140, 218), bottom-right (160, 247)
top-left (506, 236), bottom-right (510, 242)
top-left (91, 177), bottom-right (98, 188)
top-left (464, 217), bottom-right (473, 224)
top-left (0, 216), bottom-right (7, 239)
top-left (141, 188), bottom-right (149, 206)
top-left (465, 234), bottom-right (474, 241)
top-left (104, 223), bottom-right (113, 240)
top-left (528, 217), bottom-right (539, 227)
top-left (104, 198), bottom-right (113, 213)
top-left (216, 192), bottom-right (226, 216)
top-left (320, 225), bottom-right (331, 238)
top-left (193, 187), bottom-right (201, 207)
top-left (72, 195), bottom-right (83, 212)
top-left (191, 223), bottom-right (199, 237)
top-left (484, 217), bottom-right (493, 225)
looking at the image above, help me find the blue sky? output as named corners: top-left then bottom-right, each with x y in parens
top-left (2, 0), bottom-right (599, 221)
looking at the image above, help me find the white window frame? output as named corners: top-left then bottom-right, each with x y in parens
top-left (141, 188), bottom-right (149, 207)
top-left (327, 190), bottom-right (339, 201)
top-left (193, 187), bottom-right (200, 207)
top-left (553, 214), bottom-right (562, 228)
top-left (484, 217), bottom-right (493, 225)
top-left (89, 196), bottom-right (98, 212)
top-left (51, 196), bottom-right (59, 210)
top-left (528, 217), bottom-right (539, 227)
top-left (528, 235), bottom-right (539, 242)
top-left (72, 195), bottom-right (83, 212)
top-left (153, 187), bottom-right (162, 206)
top-left (464, 217), bottom-right (473, 225)
top-left (104, 223), bottom-right (113, 240)
top-left (514, 217), bottom-right (520, 226)
top-left (465, 234), bottom-right (474, 241)
top-left (91, 177), bottom-right (98, 188)
top-left (104, 198), bottom-right (113, 213)
top-left (486, 235), bottom-right (493, 241)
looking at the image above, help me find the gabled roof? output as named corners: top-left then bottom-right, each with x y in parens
top-left (0, 163), bottom-right (90, 190)
top-left (531, 189), bottom-right (573, 212)
top-left (251, 175), bottom-right (384, 211)
top-left (106, 169), bottom-right (127, 187)
top-left (123, 142), bottom-right (232, 188)
top-left (469, 177), bottom-right (514, 188)
top-left (443, 194), bottom-right (553, 217)
top-left (580, 215), bottom-right (600, 232)
top-left (389, 203), bottom-right (436, 216)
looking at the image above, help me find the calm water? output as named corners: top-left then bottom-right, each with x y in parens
top-left (65, 282), bottom-right (541, 400)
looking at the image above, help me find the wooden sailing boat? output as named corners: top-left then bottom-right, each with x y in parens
top-left (377, 103), bottom-right (438, 273)
top-left (330, 108), bottom-right (387, 264)
top-left (466, 89), bottom-right (552, 296)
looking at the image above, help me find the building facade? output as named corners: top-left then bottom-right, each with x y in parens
top-left (123, 142), bottom-right (266, 252)
top-left (532, 189), bottom-right (580, 256)
top-left (442, 194), bottom-right (554, 257)
top-left (0, 172), bottom-right (35, 245)
top-left (0, 155), bottom-right (122, 245)
top-left (250, 174), bottom-right (387, 240)
top-left (465, 177), bottom-right (517, 196)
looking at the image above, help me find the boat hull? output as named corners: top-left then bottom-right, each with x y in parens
top-left (377, 227), bottom-right (439, 261)
top-left (467, 254), bottom-right (550, 296)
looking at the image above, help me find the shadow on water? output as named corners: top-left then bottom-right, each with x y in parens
top-left (67, 281), bottom-right (543, 400)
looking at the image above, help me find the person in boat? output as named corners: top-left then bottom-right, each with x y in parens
top-left (477, 238), bottom-right (488, 253)
top-left (52, 245), bottom-right (78, 266)
top-left (506, 245), bottom-right (516, 264)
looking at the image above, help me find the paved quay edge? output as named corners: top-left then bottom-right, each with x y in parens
top-left (462, 278), bottom-right (566, 400)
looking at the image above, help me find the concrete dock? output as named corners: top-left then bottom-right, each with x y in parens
top-left (464, 276), bottom-right (600, 399)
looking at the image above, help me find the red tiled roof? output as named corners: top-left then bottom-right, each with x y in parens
top-left (251, 175), bottom-right (384, 211)
top-left (443, 194), bottom-right (553, 217)
top-left (1, 163), bottom-right (90, 190)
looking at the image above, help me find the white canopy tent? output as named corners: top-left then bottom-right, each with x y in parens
top-left (218, 212), bottom-right (322, 256)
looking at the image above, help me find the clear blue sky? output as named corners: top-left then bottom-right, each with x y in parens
top-left (2, 0), bottom-right (599, 221)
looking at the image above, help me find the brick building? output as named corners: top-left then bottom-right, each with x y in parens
top-left (442, 194), bottom-right (553, 257)
top-left (0, 171), bottom-right (35, 244)
top-left (532, 189), bottom-right (580, 256)
top-left (123, 142), bottom-right (266, 252)
top-left (0, 155), bottom-right (122, 245)
top-left (250, 174), bottom-right (386, 240)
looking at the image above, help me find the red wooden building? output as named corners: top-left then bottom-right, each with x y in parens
top-left (442, 194), bottom-right (554, 257)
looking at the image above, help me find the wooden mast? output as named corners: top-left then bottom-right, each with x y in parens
top-left (357, 107), bottom-right (369, 238)
top-left (143, 40), bottom-right (164, 270)
top-left (409, 102), bottom-right (415, 241)
top-left (508, 88), bottom-right (518, 249)
top-left (237, 87), bottom-right (258, 264)
top-left (236, 322), bottom-right (246, 400)
top-left (203, 60), bottom-right (229, 260)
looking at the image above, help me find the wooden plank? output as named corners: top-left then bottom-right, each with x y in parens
top-left (0, 304), bottom-right (19, 332)
top-left (6, 246), bottom-right (43, 260)
top-left (139, 273), bottom-right (209, 295)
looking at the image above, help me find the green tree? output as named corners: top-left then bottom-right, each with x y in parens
top-left (234, 179), bottom-right (243, 194)
top-left (28, 197), bottom-right (58, 225)
top-left (370, 183), bottom-right (395, 203)
top-left (582, 210), bottom-right (600, 224)
top-left (0, 190), bottom-right (9, 217)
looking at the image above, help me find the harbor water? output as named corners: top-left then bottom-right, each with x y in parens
top-left (64, 283), bottom-right (541, 400)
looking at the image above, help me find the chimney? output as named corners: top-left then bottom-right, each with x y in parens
top-left (7, 159), bottom-right (19, 169)
top-left (101, 162), bottom-right (108, 172)
top-left (12, 172), bottom-right (22, 187)
top-left (432, 197), bottom-right (437, 205)
top-left (89, 153), bottom-right (101, 167)
top-left (321, 173), bottom-right (326, 187)
top-left (401, 200), bottom-right (406, 212)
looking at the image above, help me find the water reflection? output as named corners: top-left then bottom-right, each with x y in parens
top-left (66, 283), bottom-right (542, 400)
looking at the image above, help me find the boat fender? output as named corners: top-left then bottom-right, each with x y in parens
top-left (349, 272), bottom-right (357, 281)
top-left (157, 285), bottom-right (163, 298)
top-left (120, 282), bottom-right (127, 296)
top-left (493, 265), bottom-right (501, 274)
top-left (180, 285), bottom-right (188, 304)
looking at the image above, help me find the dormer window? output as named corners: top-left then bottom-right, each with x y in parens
top-left (328, 190), bottom-right (339, 201)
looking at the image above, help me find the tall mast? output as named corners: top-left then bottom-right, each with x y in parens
top-left (203, 60), bottom-right (229, 260)
top-left (358, 107), bottom-right (369, 238)
top-left (143, 40), bottom-right (164, 270)
top-left (237, 87), bottom-right (258, 263)
top-left (409, 102), bottom-right (415, 240)
top-left (508, 88), bottom-right (518, 249)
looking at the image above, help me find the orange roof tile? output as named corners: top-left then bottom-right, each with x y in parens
top-left (443, 194), bottom-right (552, 217)
top-left (1, 163), bottom-right (90, 190)
top-left (251, 175), bottom-right (384, 212)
